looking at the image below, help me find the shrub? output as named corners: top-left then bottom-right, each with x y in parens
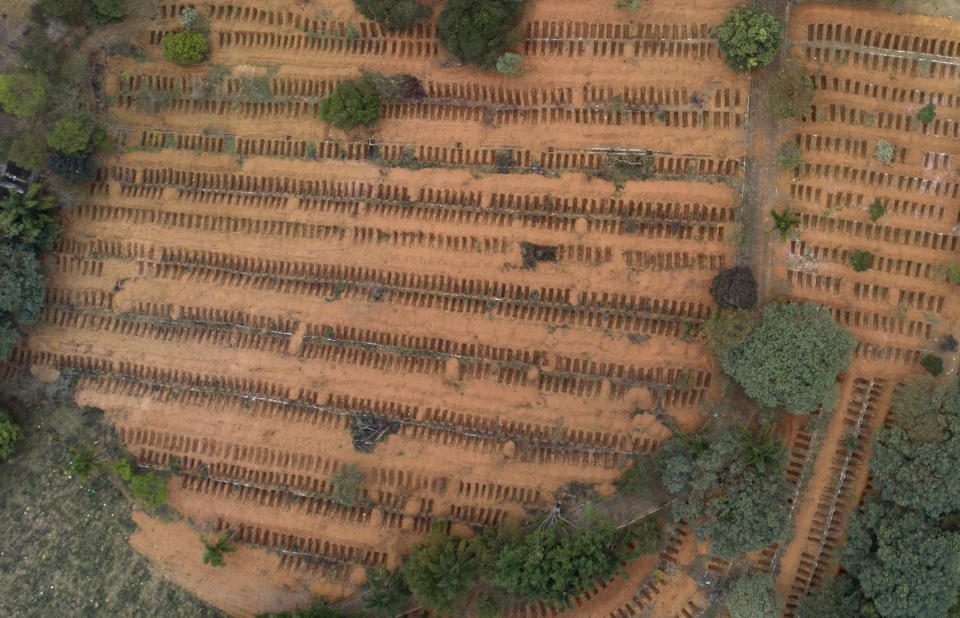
top-left (776, 141), bottom-right (803, 171)
top-left (769, 205), bottom-right (800, 241)
top-left (716, 7), bottom-right (784, 72)
top-left (0, 183), bottom-right (60, 251)
top-left (7, 133), bottom-right (50, 170)
top-left (437, 0), bottom-right (524, 69)
top-left (201, 532), bottom-right (237, 567)
top-left (0, 410), bottom-right (22, 460)
top-left (868, 200), bottom-right (884, 222)
top-left (40, 0), bottom-right (86, 25)
top-left (64, 445), bottom-right (101, 482)
top-left (177, 7), bottom-right (205, 31)
top-left (47, 150), bottom-right (98, 183)
top-left (768, 62), bottom-right (814, 118)
top-left (330, 463), bottom-right (365, 505)
top-left (319, 79), bottom-right (383, 129)
top-left (726, 573), bottom-right (783, 618)
top-left (0, 72), bottom-right (50, 118)
top-left (874, 139), bottom-right (897, 164)
top-left (130, 471), bottom-right (168, 509)
top-left (353, 0), bottom-right (431, 32)
top-left (631, 516), bottom-right (663, 555)
top-left (703, 307), bottom-right (754, 357)
top-left (920, 354), bottom-right (943, 376)
top-left (84, 0), bottom-right (124, 25)
top-left (615, 457), bottom-right (658, 494)
top-left (598, 151), bottom-right (656, 191)
top-left (47, 110), bottom-right (104, 154)
top-left (162, 30), bottom-right (209, 64)
top-left (917, 102), bottom-right (936, 124)
top-left (946, 261), bottom-right (960, 284)
top-left (849, 250), bottom-right (873, 272)
top-left (710, 266), bottom-right (758, 309)
top-left (496, 53), bottom-right (526, 77)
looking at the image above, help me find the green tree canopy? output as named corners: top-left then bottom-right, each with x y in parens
top-left (47, 110), bottom-right (103, 154)
top-left (0, 242), bottom-right (45, 358)
top-left (47, 150), bottom-right (98, 183)
top-left (0, 183), bottom-right (60, 251)
top-left (842, 498), bottom-right (960, 618)
top-left (319, 78), bottom-right (383, 129)
top-left (722, 302), bottom-right (855, 414)
top-left (0, 72), bottom-right (50, 118)
top-left (703, 307), bottom-right (753, 358)
top-left (7, 133), bottom-right (50, 170)
top-left (85, 0), bottom-right (125, 24)
top-left (437, 0), bottom-right (525, 69)
top-left (403, 522), bottom-right (477, 615)
top-left (201, 532), bottom-right (237, 567)
top-left (716, 7), bottom-right (784, 72)
top-left (162, 30), bottom-right (209, 64)
top-left (725, 572), bottom-right (783, 618)
top-left (0, 410), bottom-right (22, 460)
top-left (363, 566), bottom-right (411, 617)
top-left (353, 0), bottom-right (431, 32)
top-left (794, 575), bottom-right (863, 618)
top-left (130, 471), bottom-right (168, 509)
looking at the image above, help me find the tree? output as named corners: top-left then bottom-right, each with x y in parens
top-left (0, 410), bottom-right (22, 460)
top-left (403, 521), bottom-right (477, 615)
top-left (329, 463), bottom-right (365, 505)
top-left (353, 0), bottom-right (431, 32)
top-left (920, 354), bottom-right (943, 376)
top-left (631, 515), bottom-right (663, 555)
top-left (703, 307), bottom-right (753, 357)
top-left (0, 242), bottom-right (45, 359)
top-left (84, 0), bottom-right (124, 24)
top-left (201, 532), bottom-right (238, 567)
top-left (7, 133), bottom-right (49, 170)
top-left (868, 200), bottom-right (884, 222)
top-left (130, 471), bottom-right (168, 509)
top-left (737, 422), bottom-right (784, 474)
top-left (722, 303), bottom-right (855, 414)
top-left (363, 566), bottom-right (411, 617)
top-left (842, 498), bottom-right (960, 618)
top-left (47, 150), bottom-right (98, 183)
top-left (710, 266), bottom-right (757, 309)
top-left (0, 183), bottom-right (59, 251)
top-left (177, 7), bottom-right (206, 31)
top-left (0, 72), bottom-right (49, 118)
top-left (726, 572), bottom-right (783, 618)
top-left (63, 445), bottom-right (102, 482)
top-left (319, 79), bottom-right (383, 129)
top-left (437, 0), bottom-right (525, 69)
top-left (47, 110), bottom-right (103, 154)
top-left (162, 30), bottom-right (209, 64)
top-left (768, 62), bottom-right (814, 118)
top-left (917, 102), bottom-right (936, 124)
top-left (776, 141), bottom-right (804, 171)
top-left (496, 53), bottom-right (526, 77)
top-left (795, 575), bottom-right (864, 618)
top-left (716, 7), bottom-right (784, 72)
top-left (769, 205), bottom-right (800, 241)
top-left (849, 249), bottom-right (873, 272)
top-left (615, 457), bottom-right (658, 494)
top-left (40, 0), bottom-right (86, 25)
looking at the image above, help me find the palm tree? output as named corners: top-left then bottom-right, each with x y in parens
top-left (677, 429), bottom-right (710, 457)
top-left (363, 566), bottom-right (411, 617)
top-left (201, 532), bottom-right (237, 567)
top-left (737, 422), bottom-right (785, 473)
top-left (769, 205), bottom-right (800, 242)
top-left (0, 183), bottom-right (59, 250)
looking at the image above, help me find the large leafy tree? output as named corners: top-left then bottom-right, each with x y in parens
top-left (716, 7), bottom-right (784, 72)
top-left (437, 0), bottom-right (525, 69)
top-left (795, 575), bottom-right (864, 618)
top-left (0, 72), bottom-right (49, 118)
top-left (0, 242), bottom-right (46, 359)
top-left (353, 0), bottom-right (431, 32)
top-left (403, 522), bottom-right (477, 615)
top-left (319, 79), bottom-right (383, 130)
top-left (842, 498), bottom-right (960, 618)
top-left (6, 133), bottom-right (49, 171)
top-left (722, 302), bottom-right (854, 414)
top-left (0, 183), bottom-right (60, 251)
top-left (162, 30), bottom-right (209, 64)
top-left (655, 428), bottom-right (791, 560)
top-left (725, 572), bottom-right (783, 618)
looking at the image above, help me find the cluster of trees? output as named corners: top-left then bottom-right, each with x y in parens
top-left (353, 0), bottom-right (431, 32)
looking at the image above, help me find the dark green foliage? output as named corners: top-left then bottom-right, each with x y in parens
top-left (849, 249), bottom-right (873, 272)
top-left (795, 575), bottom-right (864, 618)
top-left (19, 31), bottom-right (67, 81)
top-left (716, 7), bottom-right (784, 72)
top-left (47, 110), bottom-right (105, 155)
top-left (353, 0), bottom-right (431, 32)
top-left (0, 410), bottom-right (22, 460)
top-left (654, 428), bottom-right (791, 560)
top-left (940, 335), bottom-right (958, 352)
top-left (0, 72), bottom-right (50, 118)
top-left (201, 532), bottom-right (237, 567)
top-left (84, 0), bottom-right (125, 25)
top-left (7, 133), bottom-right (49, 171)
top-left (598, 152), bottom-right (657, 191)
top-left (776, 141), bottom-right (804, 171)
top-left (0, 243), bottom-right (45, 359)
top-left (726, 572), bottom-right (783, 618)
top-left (47, 150), bottom-right (98, 183)
top-left (615, 457), bottom-right (657, 494)
top-left (917, 102), bottom-right (936, 124)
top-left (769, 62), bottom-right (814, 118)
top-left (737, 422), bottom-right (785, 474)
top-left (0, 136), bottom-right (11, 162)
top-left (318, 79), bottom-right (383, 129)
top-left (842, 498), bottom-right (960, 618)
top-left (63, 445), bottom-right (101, 482)
top-left (868, 200), bottom-right (884, 222)
top-left (130, 471), bottom-right (168, 509)
top-left (363, 566), bottom-right (411, 617)
top-left (0, 183), bottom-right (59, 251)
top-left (710, 266), bottom-right (758, 309)
top-left (437, 0), bottom-right (525, 69)
top-left (769, 205), bottom-right (800, 241)
top-left (40, 0), bottom-right (86, 25)
top-left (162, 30), bottom-right (209, 64)
top-left (722, 302), bottom-right (855, 415)
top-left (403, 521), bottom-right (477, 615)
top-left (329, 463), bottom-right (365, 505)
top-left (920, 354), bottom-right (943, 376)
top-left (630, 516), bottom-right (663, 555)
top-left (703, 307), bottom-right (753, 357)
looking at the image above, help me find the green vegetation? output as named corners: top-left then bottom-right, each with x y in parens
top-left (0, 243), bottom-right (46, 360)
top-left (46, 109), bottom-right (106, 155)
top-left (874, 139), bottom-right (898, 164)
top-left (768, 62), bottom-right (814, 118)
top-left (201, 532), bottom-right (237, 567)
top-left (726, 572), bottom-right (783, 618)
top-left (946, 261), bottom-right (960, 284)
top-left (738, 422), bottom-right (785, 474)
top-left (329, 463), bottom-right (366, 505)
top-left (177, 7), bottom-right (207, 31)
top-left (849, 249), bottom-right (873, 272)
top-left (7, 133), bottom-right (49, 171)
top-left (437, 0), bottom-right (525, 69)
top-left (710, 266), bottom-right (758, 309)
top-left (0, 410), bottom-right (22, 460)
top-left (716, 7), bottom-right (784, 72)
top-left (615, 457), bottom-right (658, 494)
top-left (64, 444), bottom-right (101, 482)
top-left (85, 0), bottom-right (125, 24)
top-left (496, 53), bottom-right (527, 77)
top-left (363, 566), bottom-right (411, 617)
top-left (258, 601), bottom-right (360, 617)
top-left (352, 0), bottom-right (431, 32)
top-left (162, 30), bottom-right (209, 64)
top-left (916, 101), bottom-right (936, 124)
top-left (703, 307), bottom-right (753, 357)
top-left (130, 471), bottom-right (169, 509)
top-left (403, 522), bottom-right (477, 615)
top-left (920, 354), bottom-right (944, 376)
top-left (0, 72), bottom-right (50, 118)
top-left (319, 79), bottom-right (384, 129)
top-left (776, 141), bottom-right (804, 171)
top-left (769, 205), bottom-right (800, 241)
top-left (46, 150), bottom-right (98, 183)
top-left (722, 303), bottom-right (855, 414)
top-left (868, 200), bottom-right (885, 222)
top-left (0, 183), bottom-right (60, 251)
top-left (597, 151), bottom-right (657, 191)
top-left (795, 575), bottom-right (864, 618)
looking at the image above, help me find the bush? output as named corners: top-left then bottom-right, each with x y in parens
top-left (330, 463), bottom-right (365, 505)
top-left (716, 7), bottom-right (784, 72)
top-left (768, 62), bottom-right (814, 118)
top-left (496, 53), bottom-right (526, 77)
top-left (201, 532), bottom-right (237, 567)
top-left (868, 200), bottom-right (884, 222)
top-left (319, 79), bottom-right (383, 129)
top-left (946, 261), bottom-right (960, 284)
top-left (920, 354), bottom-right (943, 376)
top-left (615, 457), bottom-right (657, 494)
top-left (874, 139), bottom-right (897, 164)
top-left (47, 150), bottom-right (98, 183)
top-left (353, 0), bottom-right (431, 32)
top-left (0, 183), bottom-right (60, 251)
top-left (703, 307), bottom-right (753, 357)
top-left (64, 445), bottom-right (102, 482)
top-left (162, 30), bottom-right (209, 64)
top-left (917, 102), bottom-right (936, 124)
top-left (849, 250), bottom-right (873, 272)
top-left (7, 133), bottom-right (50, 170)
top-left (437, 0), bottom-right (524, 69)
top-left (726, 573), bottom-right (783, 618)
top-left (130, 471), bottom-right (168, 509)
top-left (177, 7), bottom-right (205, 31)
top-left (598, 152), bottom-right (656, 190)
top-left (0, 72), bottom-right (49, 118)
top-left (0, 410), bottom-right (22, 460)
top-left (84, 0), bottom-right (124, 24)
top-left (47, 110), bottom-right (104, 154)
top-left (710, 266), bottom-right (758, 309)
top-left (776, 141), bottom-right (804, 171)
